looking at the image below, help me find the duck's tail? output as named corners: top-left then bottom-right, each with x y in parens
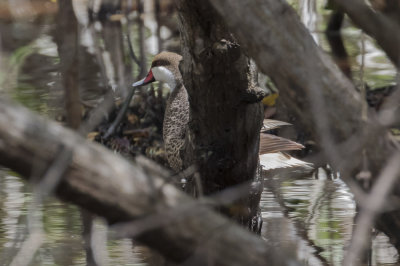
top-left (259, 119), bottom-right (313, 171)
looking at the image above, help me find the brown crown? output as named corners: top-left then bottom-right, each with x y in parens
top-left (151, 52), bottom-right (182, 68)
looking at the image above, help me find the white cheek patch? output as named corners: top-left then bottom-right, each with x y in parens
top-left (152, 66), bottom-right (176, 91)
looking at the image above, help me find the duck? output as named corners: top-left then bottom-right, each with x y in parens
top-left (132, 51), bottom-right (312, 173)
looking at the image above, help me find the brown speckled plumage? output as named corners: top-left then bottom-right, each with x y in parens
top-left (163, 83), bottom-right (189, 171)
top-left (152, 52), bottom-right (189, 172)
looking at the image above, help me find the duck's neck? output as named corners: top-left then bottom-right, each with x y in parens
top-left (166, 77), bottom-right (183, 93)
top-left (165, 80), bottom-right (177, 92)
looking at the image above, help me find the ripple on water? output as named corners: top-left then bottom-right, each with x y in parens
top-left (261, 173), bottom-right (398, 265)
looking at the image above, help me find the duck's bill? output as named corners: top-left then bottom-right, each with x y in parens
top-left (132, 70), bottom-right (155, 87)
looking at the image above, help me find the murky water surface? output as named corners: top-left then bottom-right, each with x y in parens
top-left (0, 0), bottom-right (399, 265)
top-left (261, 173), bottom-right (399, 265)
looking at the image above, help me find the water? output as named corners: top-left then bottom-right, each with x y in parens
top-left (261, 171), bottom-right (399, 265)
top-left (0, 0), bottom-right (399, 265)
top-left (0, 169), bottom-right (148, 266)
top-left (261, 175), bottom-right (354, 265)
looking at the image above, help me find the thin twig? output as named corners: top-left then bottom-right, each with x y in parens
top-left (103, 8), bottom-right (149, 140)
top-left (360, 32), bottom-right (368, 122)
top-left (88, 24), bottom-right (114, 92)
top-left (9, 230), bottom-right (44, 266)
top-left (137, 0), bottom-right (147, 78)
top-left (103, 86), bottom-right (137, 139)
top-left (126, 32), bottom-right (140, 66)
top-left (378, 67), bottom-right (400, 127)
top-left (10, 182), bottom-right (45, 266)
top-left (264, 177), bottom-right (330, 266)
top-left (37, 145), bottom-right (73, 196)
top-left (343, 152), bottom-right (400, 265)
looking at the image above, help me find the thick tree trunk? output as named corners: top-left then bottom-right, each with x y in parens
top-left (177, 1), bottom-right (265, 228)
top-left (0, 97), bottom-right (300, 266)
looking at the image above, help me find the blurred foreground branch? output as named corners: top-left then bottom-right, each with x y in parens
top-left (333, 0), bottom-right (400, 67)
top-left (0, 97), bottom-right (299, 266)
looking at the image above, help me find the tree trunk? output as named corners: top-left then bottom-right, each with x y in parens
top-left (177, 1), bottom-right (265, 229)
top-left (56, 0), bottom-right (81, 129)
top-left (55, 3), bottom-right (98, 265)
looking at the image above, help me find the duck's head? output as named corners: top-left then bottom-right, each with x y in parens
top-left (132, 52), bottom-right (182, 91)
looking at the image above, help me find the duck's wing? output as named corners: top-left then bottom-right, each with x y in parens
top-left (259, 130), bottom-right (313, 171)
top-left (260, 152), bottom-right (313, 170)
top-left (261, 119), bottom-right (291, 131)
top-left (259, 132), bottom-right (304, 154)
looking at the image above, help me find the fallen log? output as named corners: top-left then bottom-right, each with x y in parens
top-left (0, 97), bottom-right (299, 266)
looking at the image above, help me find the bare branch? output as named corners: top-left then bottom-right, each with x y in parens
top-left (9, 230), bottom-right (44, 266)
top-left (333, 0), bottom-right (400, 67)
top-left (344, 152), bottom-right (400, 265)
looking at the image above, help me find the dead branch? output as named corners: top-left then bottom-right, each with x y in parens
top-left (333, 0), bottom-right (400, 67)
top-left (0, 97), bottom-right (300, 266)
top-left (344, 152), bottom-right (400, 265)
top-left (325, 10), bottom-right (351, 79)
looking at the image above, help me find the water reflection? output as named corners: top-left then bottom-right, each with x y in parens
top-left (300, 0), bottom-right (319, 44)
top-left (1, 167), bottom-right (398, 265)
top-left (261, 173), bottom-right (398, 265)
top-left (0, 174), bottom-right (25, 250)
top-left (0, 168), bottom-right (149, 266)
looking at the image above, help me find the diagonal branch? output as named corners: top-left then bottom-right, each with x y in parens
top-left (344, 152), bottom-right (400, 265)
top-left (333, 0), bottom-right (400, 67)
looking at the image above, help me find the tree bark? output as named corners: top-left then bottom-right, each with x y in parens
top-left (0, 97), bottom-right (299, 266)
top-left (56, 0), bottom-right (81, 129)
top-left (177, 1), bottom-right (265, 228)
top-left (370, 0), bottom-right (400, 25)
